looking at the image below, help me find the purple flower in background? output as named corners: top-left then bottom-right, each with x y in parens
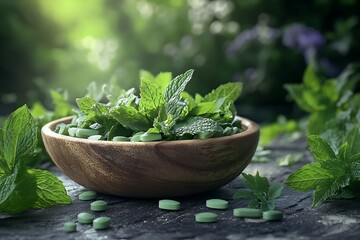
top-left (226, 25), bottom-right (280, 58)
top-left (282, 24), bottom-right (326, 51)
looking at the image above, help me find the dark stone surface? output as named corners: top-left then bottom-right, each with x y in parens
top-left (1, 140), bottom-right (360, 240)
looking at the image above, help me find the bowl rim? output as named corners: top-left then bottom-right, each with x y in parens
top-left (42, 116), bottom-right (259, 146)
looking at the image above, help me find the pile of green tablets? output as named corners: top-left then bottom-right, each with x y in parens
top-left (158, 198), bottom-right (283, 223)
top-left (63, 190), bottom-right (111, 233)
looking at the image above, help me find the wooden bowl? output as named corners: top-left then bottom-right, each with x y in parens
top-left (42, 116), bottom-right (259, 198)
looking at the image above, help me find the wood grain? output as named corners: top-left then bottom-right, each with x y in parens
top-left (42, 116), bottom-right (259, 198)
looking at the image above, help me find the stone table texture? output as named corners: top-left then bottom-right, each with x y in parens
top-left (1, 139), bottom-right (360, 240)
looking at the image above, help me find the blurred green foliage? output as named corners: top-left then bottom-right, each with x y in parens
top-left (0, 0), bottom-right (359, 121)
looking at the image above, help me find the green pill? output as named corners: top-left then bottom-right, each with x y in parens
top-left (158, 199), bottom-right (181, 211)
top-left (206, 199), bottom-right (229, 210)
top-left (63, 222), bottom-right (76, 233)
top-left (232, 127), bottom-right (240, 134)
top-left (195, 212), bottom-right (218, 223)
top-left (91, 200), bottom-right (108, 212)
top-left (68, 127), bottom-right (79, 137)
top-left (79, 191), bottom-right (97, 201)
top-left (88, 135), bottom-right (103, 140)
top-left (233, 208), bottom-right (262, 218)
top-left (140, 133), bottom-right (162, 142)
top-left (112, 136), bottom-right (130, 142)
top-left (93, 217), bottom-right (111, 230)
top-left (130, 132), bottom-right (145, 142)
top-left (197, 131), bottom-right (215, 139)
top-left (77, 212), bottom-right (95, 224)
top-left (223, 127), bottom-right (233, 136)
top-left (76, 129), bottom-right (100, 138)
top-left (262, 210), bottom-right (283, 221)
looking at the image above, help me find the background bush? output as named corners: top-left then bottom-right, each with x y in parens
top-left (0, 0), bottom-right (359, 122)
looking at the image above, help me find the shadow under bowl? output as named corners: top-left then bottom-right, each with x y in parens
top-left (42, 116), bottom-right (259, 198)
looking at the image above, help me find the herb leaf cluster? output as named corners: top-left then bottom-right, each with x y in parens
top-left (67, 69), bottom-right (243, 140)
top-left (285, 65), bottom-right (360, 206)
top-left (0, 105), bottom-right (71, 214)
top-left (233, 171), bottom-right (283, 211)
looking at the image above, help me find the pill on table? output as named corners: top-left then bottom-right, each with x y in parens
top-left (262, 210), bottom-right (283, 221)
top-left (93, 217), bottom-right (111, 230)
top-left (77, 212), bottom-right (95, 224)
top-left (76, 129), bottom-right (100, 138)
top-left (206, 199), bottom-right (229, 210)
top-left (112, 136), bottom-right (130, 142)
top-left (63, 222), bottom-right (76, 233)
top-left (195, 212), bottom-right (218, 223)
top-left (140, 133), bottom-right (162, 142)
top-left (158, 199), bottom-right (181, 210)
top-left (91, 200), bottom-right (108, 212)
top-left (88, 135), bottom-right (103, 140)
top-left (233, 208), bottom-right (262, 218)
top-left (79, 191), bottom-right (97, 201)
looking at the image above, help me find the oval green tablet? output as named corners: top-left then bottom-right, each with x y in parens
top-left (93, 217), bottom-right (111, 230)
top-left (158, 199), bottom-right (180, 211)
top-left (88, 135), bottom-right (103, 140)
top-left (79, 191), bottom-right (97, 201)
top-left (63, 222), bottom-right (76, 233)
top-left (233, 208), bottom-right (263, 218)
top-left (130, 132), bottom-right (145, 142)
top-left (206, 199), bottom-right (229, 210)
top-left (91, 200), bottom-right (108, 212)
top-left (140, 133), bottom-right (162, 142)
top-left (223, 127), bottom-right (233, 136)
top-left (68, 127), bottom-right (79, 137)
top-left (195, 212), bottom-right (218, 223)
top-left (77, 212), bottom-right (95, 224)
top-left (197, 131), bottom-right (214, 139)
top-left (112, 136), bottom-right (130, 142)
top-left (262, 210), bottom-right (283, 221)
top-left (232, 127), bottom-right (240, 134)
top-left (76, 129), bottom-right (100, 138)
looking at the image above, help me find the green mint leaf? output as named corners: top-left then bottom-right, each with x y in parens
top-left (76, 97), bottom-right (97, 115)
top-left (29, 169), bottom-right (72, 208)
top-left (172, 117), bottom-right (223, 137)
top-left (233, 190), bottom-right (256, 200)
top-left (164, 69), bottom-right (194, 121)
top-left (2, 105), bottom-right (37, 169)
top-left (189, 102), bottom-right (217, 116)
top-left (0, 166), bottom-right (37, 214)
top-left (307, 135), bottom-right (336, 162)
top-left (203, 82), bottom-right (242, 104)
top-left (312, 177), bottom-right (350, 207)
top-left (235, 172), bottom-right (282, 211)
top-left (139, 77), bottom-right (164, 119)
top-left (110, 105), bottom-right (151, 131)
top-left (285, 163), bottom-right (334, 191)
top-left (241, 171), bottom-right (270, 193)
top-left (303, 65), bottom-right (321, 91)
top-left (268, 183), bottom-right (284, 199)
top-left (50, 90), bottom-right (73, 118)
top-left (350, 162), bottom-right (360, 178)
top-left (181, 92), bottom-right (196, 112)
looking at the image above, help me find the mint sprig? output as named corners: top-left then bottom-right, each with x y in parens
top-left (286, 134), bottom-right (360, 207)
top-left (0, 105), bottom-right (71, 214)
top-left (64, 69), bottom-right (243, 141)
top-left (233, 171), bottom-right (283, 211)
